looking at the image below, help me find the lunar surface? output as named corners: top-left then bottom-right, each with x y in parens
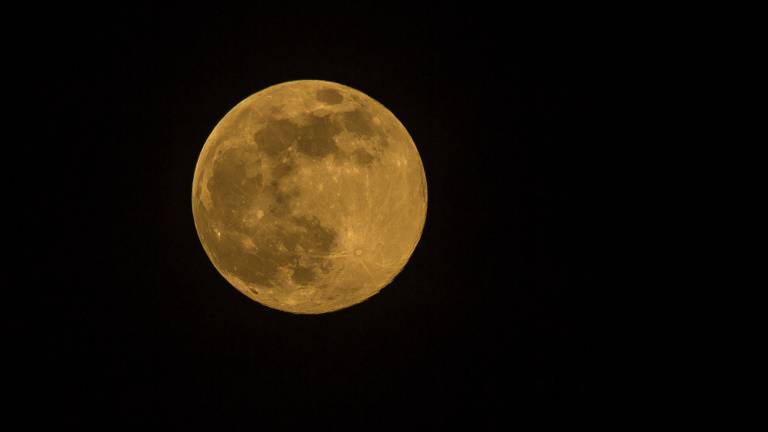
top-left (192, 80), bottom-right (427, 314)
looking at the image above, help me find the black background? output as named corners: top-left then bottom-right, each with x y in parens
top-left (15, 8), bottom-right (609, 429)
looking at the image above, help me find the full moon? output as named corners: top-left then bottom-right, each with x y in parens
top-left (192, 80), bottom-right (427, 314)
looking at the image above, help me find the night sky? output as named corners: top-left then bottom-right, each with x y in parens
top-left (15, 8), bottom-right (608, 428)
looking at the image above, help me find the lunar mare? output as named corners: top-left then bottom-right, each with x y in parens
top-left (192, 80), bottom-right (427, 314)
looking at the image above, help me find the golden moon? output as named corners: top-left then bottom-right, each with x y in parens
top-left (192, 80), bottom-right (427, 314)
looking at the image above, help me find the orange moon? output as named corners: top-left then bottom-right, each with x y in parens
top-left (192, 80), bottom-right (427, 314)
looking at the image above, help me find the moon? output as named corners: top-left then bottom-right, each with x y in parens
top-left (192, 80), bottom-right (427, 314)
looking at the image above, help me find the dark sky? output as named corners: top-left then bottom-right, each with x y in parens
top-left (14, 9), bottom-right (610, 429)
